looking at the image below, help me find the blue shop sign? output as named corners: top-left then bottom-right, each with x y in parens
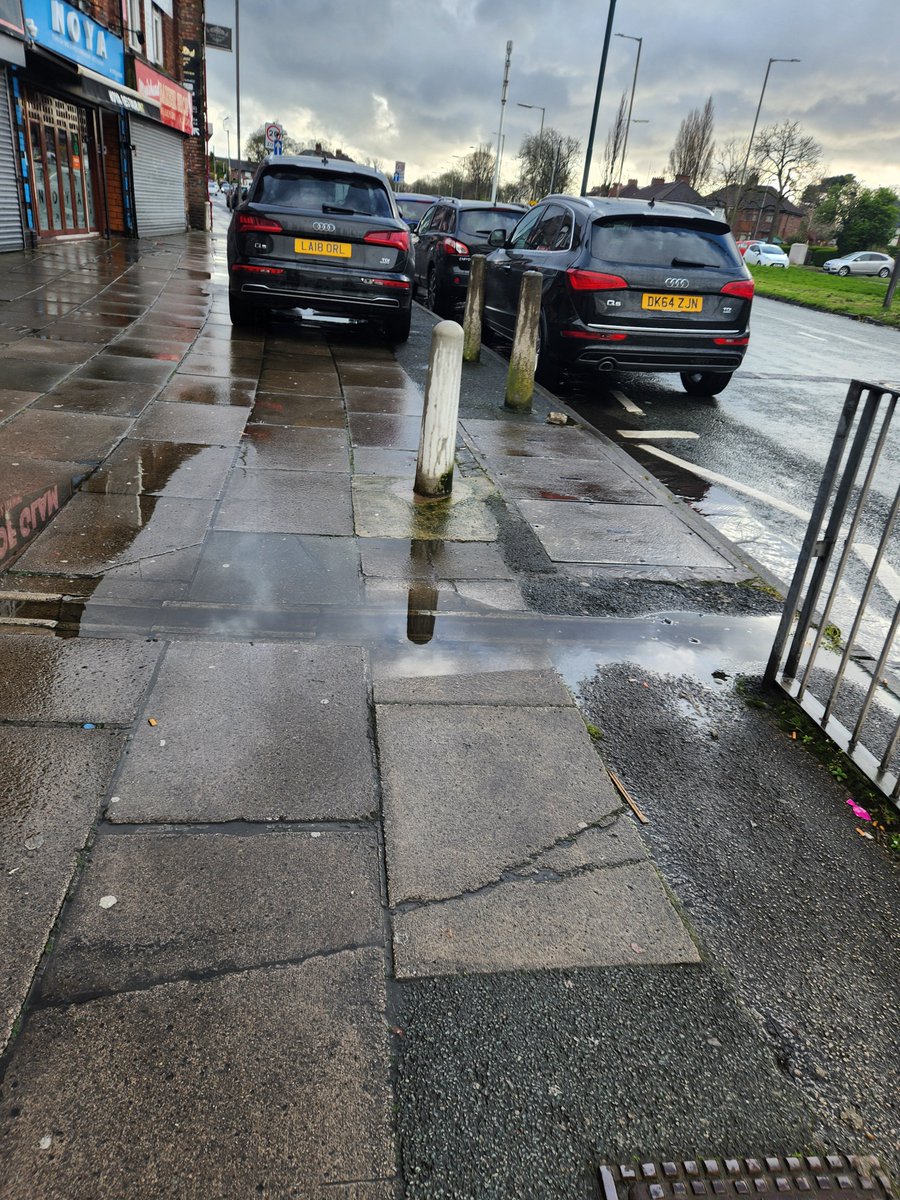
top-left (23, 0), bottom-right (124, 83)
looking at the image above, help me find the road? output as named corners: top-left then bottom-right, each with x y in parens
top-left (563, 294), bottom-right (900, 668)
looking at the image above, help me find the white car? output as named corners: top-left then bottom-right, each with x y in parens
top-left (744, 243), bottom-right (789, 268)
top-left (822, 251), bottom-right (895, 278)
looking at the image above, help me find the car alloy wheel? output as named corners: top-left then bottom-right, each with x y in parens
top-left (879, 267), bottom-right (890, 278)
top-left (680, 370), bottom-right (732, 398)
top-left (838, 266), bottom-right (850, 276)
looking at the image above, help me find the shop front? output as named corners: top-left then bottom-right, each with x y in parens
top-left (131, 60), bottom-right (190, 237)
top-left (0, 0), bottom-right (27, 251)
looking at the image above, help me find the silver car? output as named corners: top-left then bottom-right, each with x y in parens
top-left (823, 251), bottom-right (895, 277)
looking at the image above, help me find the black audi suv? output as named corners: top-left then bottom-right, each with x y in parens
top-left (413, 198), bottom-right (527, 318)
top-left (227, 156), bottom-right (414, 340)
top-left (482, 195), bottom-right (754, 395)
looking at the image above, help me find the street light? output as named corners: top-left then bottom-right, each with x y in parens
top-left (737, 57), bottom-right (800, 230)
top-left (223, 116), bottom-right (231, 180)
top-left (451, 154), bottom-right (466, 198)
top-left (518, 102), bottom-right (546, 198)
top-left (614, 33), bottom-right (642, 197)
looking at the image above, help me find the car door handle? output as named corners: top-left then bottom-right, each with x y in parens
top-left (496, 263), bottom-right (512, 271)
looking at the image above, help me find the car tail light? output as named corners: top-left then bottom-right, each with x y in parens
top-left (566, 268), bottom-right (628, 290)
top-left (441, 237), bottom-right (469, 257)
top-left (236, 213), bottom-right (283, 233)
top-left (230, 263), bottom-right (285, 275)
top-left (364, 229), bottom-right (410, 251)
top-left (561, 330), bottom-right (628, 341)
top-left (372, 279), bottom-right (411, 289)
top-left (721, 279), bottom-right (755, 299)
top-left (713, 336), bottom-right (750, 345)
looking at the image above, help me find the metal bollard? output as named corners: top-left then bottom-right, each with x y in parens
top-left (504, 269), bottom-right (542, 412)
top-left (462, 254), bottom-right (486, 363)
top-left (414, 320), bottom-right (464, 498)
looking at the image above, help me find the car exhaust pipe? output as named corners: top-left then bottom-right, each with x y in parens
top-left (597, 358), bottom-right (616, 371)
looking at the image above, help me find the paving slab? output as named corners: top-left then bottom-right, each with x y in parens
top-left (0, 390), bottom-right (41, 421)
top-left (82, 441), bottom-right (234, 498)
top-left (237, 424), bottom-right (350, 471)
top-left (0, 634), bottom-right (160, 722)
top-left (517, 499), bottom-right (736, 568)
top-left (374, 667), bottom-right (571, 706)
top-left (32, 378), bottom-right (161, 416)
top-left (0, 727), bottom-right (122, 1050)
top-left (70, 355), bottom-right (176, 385)
top-left (0, 949), bottom-right (395, 1199)
top-left (343, 381), bottom-right (423, 413)
top-left (155, 375), bottom-right (256, 406)
top-left (41, 827), bottom-right (383, 1001)
top-left (188, 531), bottom-right (362, 606)
top-left (462, 415), bottom-right (616, 459)
top-left (348, 413), bottom-right (423, 450)
top-left (248, 392), bottom-right (345, 427)
top-left (352, 476), bottom-right (498, 541)
top-left (13, 495), bottom-right (215, 576)
top-left (351, 447), bottom-right (418, 475)
top-left (215, 467), bottom-right (353, 535)
top-left (0, 357), bottom-right (78, 392)
top-left (338, 362), bottom-right (410, 389)
top-left (129, 401), bottom-right (249, 445)
top-left (112, 642), bottom-right (376, 822)
top-left (378, 702), bottom-right (621, 905)
top-left (393, 819), bottom-right (699, 977)
top-left (0, 410), bottom-right (131, 464)
top-left (258, 368), bottom-right (342, 397)
top-left (481, 451), bottom-right (659, 503)
top-left (360, 537), bottom-right (512, 581)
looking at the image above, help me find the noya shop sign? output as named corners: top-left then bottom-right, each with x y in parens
top-left (23, 0), bottom-right (125, 83)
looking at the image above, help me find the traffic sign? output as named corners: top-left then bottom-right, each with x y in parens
top-left (272, 140), bottom-right (284, 156)
top-left (265, 122), bottom-right (283, 149)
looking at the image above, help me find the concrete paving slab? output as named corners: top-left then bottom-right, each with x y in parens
top-left (112, 642), bottom-right (376, 822)
top-left (248, 392), bottom-right (345, 427)
top-left (352, 447), bottom-right (418, 475)
top-left (517, 500), bottom-right (736, 568)
top-left (374, 667), bottom-right (571, 706)
top-left (129, 401), bottom-right (249, 445)
top-left (378, 702), bottom-right (621, 904)
top-left (102, 341), bottom-right (183, 363)
top-left (0, 340), bottom-right (100, 363)
top-left (338, 363), bottom-right (410, 389)
top-left (258, 368), bottom-right (342, 397)
top-left (352, 476), bottom-right (498, 541)
top-left (155, 375), bottom-right (255, 406)
top-left (33, 378), bottom-right (160, 416)
top-left (41, 827), bottom-right (383, 1001)
top-left (348, 413), bottom-right (423, 450)
top-left (0, 727), bottom-right (122, 1050)
top-left (237, 425), bottom-right (350, 471)
top-left (0, 949), bottom-right (395, 1199)
top-left (176, 352), bottom-right (262, 379)
top-left (188, 531), bottom-right (362, 607)
top-left (481, 452), bottom-right (659, 504)
top-left (0, 410), bottom-right (131, 464)
top-left (0, 390), bottom-right (40, 422)
top-left (0, 357), bottom-right (77, 392)
top-left (360, 537), bottom-right (512, 581)
top-left (215, 468), bottom-right (353, 535)
top-left (462, 416), bottom-right (615, 459)
top-left (83, 441), bottom-right (234, 498)
top-left (0, 634), bottom-right (160, 722)
top-left (14, 495), bottom-right (215, 576)
top-left (343, 381), bottom-right (423, 413)
top-left (71, 355), bottom-right (176, 385)
top-left (452, 579), bottom-right (526, 609)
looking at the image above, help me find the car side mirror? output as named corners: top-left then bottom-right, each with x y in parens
top-left (488, 228), bottom-right (507, 247)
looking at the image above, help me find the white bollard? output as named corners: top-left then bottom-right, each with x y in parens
top-left (415, 320), bottom-right (464, 498)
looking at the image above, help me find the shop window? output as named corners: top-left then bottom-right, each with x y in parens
top-left (151, 6), bottom-right (164, 65)
top-left (125, 0), bottom-right (143, 52)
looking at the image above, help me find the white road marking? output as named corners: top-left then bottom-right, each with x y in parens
top-left (636, 444), bottom-right (811, 518)
top-left (797, 331), bottom-right (826, 341)
top-left (793, 321), bottom-right (879, 349)
top-left (610, 389), bottom-right (645, 416)
top-left (619, 429), bottom-right (699, 440)
top-left (853, 543), bottom-right (900, 603)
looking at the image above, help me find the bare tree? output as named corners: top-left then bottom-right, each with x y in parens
top-left (363, 156), bottom-right (384, 172)
top-left (711, 136), bottom-right (753, 192)
top-left (666, 96), bottom-right (715, 189)
top-left (463, 142), bottom-right (495, 200)
top-left (597, 93), bottom-right (627, 194)
top-left (755, 120), bottom-right (822, 204)
top-left (516, 127), bottom-right (582, 199)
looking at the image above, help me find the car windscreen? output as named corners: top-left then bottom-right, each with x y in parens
top-left (253, 168), bottom-right (393, 216)
top-left (397, 199), bottom-right (432, 221)
top-left (457, 208), bottom-right (523, 237)
top-left (591, 217), bottom-right (741, 269)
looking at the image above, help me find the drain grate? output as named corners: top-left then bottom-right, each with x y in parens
top-left (599, 1156), bottom-right (895, 1200)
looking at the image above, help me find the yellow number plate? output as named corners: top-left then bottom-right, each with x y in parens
top-left (294, 238), bottom-right (351, 258)
top-left (642, 293), bottom-right (703, 313)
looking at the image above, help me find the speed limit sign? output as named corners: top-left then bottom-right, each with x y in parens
top-left (265, 122), bottom-right (283, 149)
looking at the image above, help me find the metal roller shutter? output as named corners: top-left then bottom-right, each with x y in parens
top-left (130, 116), bottom-right (187, 238)
top-left (0, 69), bottom-right (24, 252)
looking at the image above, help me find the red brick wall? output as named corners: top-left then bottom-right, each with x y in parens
top-left (101, 110), bottom-right (129, 236)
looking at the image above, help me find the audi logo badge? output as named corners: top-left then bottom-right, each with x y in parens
top-left (665, 276), bottom-right (690, 288)
top-left (312, 221), bottom-right (336, 233)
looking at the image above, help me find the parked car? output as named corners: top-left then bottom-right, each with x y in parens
top-left (736, 240), bottom-right (764, 257)
top-left (822, 251), bottom-right (895, 277)
top-left (226, 155), bottom-right (414, 340)
top-left (394, 192), bottom-right (438, 232)
top-left (744, 243), bottom-right (789, 268)
top-left (482, 195), bottom-right (754, 397)
top-left (413, 198), bottom-right (527, 317)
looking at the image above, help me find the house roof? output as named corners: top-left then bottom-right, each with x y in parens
top-left (703, 183), bottom-right (804, 216)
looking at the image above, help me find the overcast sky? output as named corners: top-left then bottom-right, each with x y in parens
top-left (203, 0), bottom-right (899, 194)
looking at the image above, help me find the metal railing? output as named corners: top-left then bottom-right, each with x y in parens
top-left (766, 378), bottom-right (900, 803)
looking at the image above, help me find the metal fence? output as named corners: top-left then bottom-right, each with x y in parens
top-left (766, 378), bottom-right (900, 803)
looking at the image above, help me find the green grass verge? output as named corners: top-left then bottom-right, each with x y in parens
top-left (748, 265), bottom-right (900, 330)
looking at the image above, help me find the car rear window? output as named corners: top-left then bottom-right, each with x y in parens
top-left (591, 217), bottom-right (741, 269)
top-left (397, 198), bottom-right (432, 221)
top-left (253, 167), bottom-right (393, 216)
top-left (457, 208), bottom-right (522, 237)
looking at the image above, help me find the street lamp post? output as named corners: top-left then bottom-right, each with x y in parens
top-left (581, 0), bottom-right (618, 195)
top-left (614, 33), bottom-right (642, 197)
top-left (736, 57), bottom-right (800, 230)
top-left (517, 102), bottom-right (546, 198)
top-left (223, 116), bottom-right (231, 181)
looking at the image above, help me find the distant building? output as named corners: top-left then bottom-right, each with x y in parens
top-left (589, 175), bottom-right (709, 206)
top-left (1, 0), bottom-right (209, 251)
top-left (702, 184), bottom-right (805, 243)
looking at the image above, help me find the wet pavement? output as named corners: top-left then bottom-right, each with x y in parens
top-left (0, 229), bottom-right (898, 1199)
